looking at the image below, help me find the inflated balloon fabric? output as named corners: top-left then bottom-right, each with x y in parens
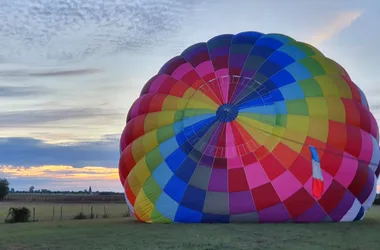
top-left (119, 31), bottom-right (380, 223)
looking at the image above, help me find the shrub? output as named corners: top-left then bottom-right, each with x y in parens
top-left (0, 178), bottom-right (9, 201)
top-left (5, 207), bottom-right (31, 223)
top-left (73, 212), bottom-right (87, 220)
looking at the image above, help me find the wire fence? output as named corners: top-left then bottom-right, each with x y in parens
top-left (1, 203), bottom-right (130, 223)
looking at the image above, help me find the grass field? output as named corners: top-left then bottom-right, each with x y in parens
top-left (0, 202), bottom-right (129, 223)
top-left (0, 205), bottom-right (379, 250)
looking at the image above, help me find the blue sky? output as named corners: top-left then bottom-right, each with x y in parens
top-left (0, 0), bottom-right (379, 192)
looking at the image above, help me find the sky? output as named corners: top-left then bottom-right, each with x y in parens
top-left (0, 0), bottom-right (379, 192)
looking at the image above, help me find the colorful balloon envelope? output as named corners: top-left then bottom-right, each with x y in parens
top-left (119, 31), bottom-right (380, 223)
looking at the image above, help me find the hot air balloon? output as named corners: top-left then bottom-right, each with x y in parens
top-left (118, 31), bottom-right (380, 223)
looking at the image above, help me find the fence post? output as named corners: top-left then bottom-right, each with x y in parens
top-left (103, 206), bottom-right (107, 218)
top-left (81, 205), bottom-right (84, 213)
top-left (91, 206), bottom-right (94, 219)
top-left (60, 206), bottom-right (63, 221)
top-left (52, 206), bottom-right (55, 221)
top-left (33, 207), bottom-right (35, 221)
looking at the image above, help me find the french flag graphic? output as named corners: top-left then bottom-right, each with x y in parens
top-left (309, 146), bottom-right (324, 199)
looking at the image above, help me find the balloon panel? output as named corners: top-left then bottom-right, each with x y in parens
top-left (119, 31), bottom-right (380, 223)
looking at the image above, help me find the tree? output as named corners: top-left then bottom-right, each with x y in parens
top-left (89, 186), bottom-right (92, 194)
top-left (0, 178), bottom-right (10, 201)
top-left (29, 186), bottom-right (35, 193)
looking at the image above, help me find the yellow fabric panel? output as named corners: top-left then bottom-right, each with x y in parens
top-left (237, 119), bottom-right (271, 145)
top-left (315, 56), bottom-right (344, 74)
top-left (237, 116), bottom-right (275, 135)
top-left (286, 114), bottom-right (310, 133)
top-left (134, 190), bottom-right (154, 223)
top-left (183, 88), bottom-right (196, 99)
top-left (331, 75), bottom-right (352, 99)
top-left (271, 126), bottom-right (286, 138)
top-left (306, 97), bottom-right (328, 117)
top-left (264, 135), bottom-right (281, 152)
top-left (142, 130), bottom-right (159, 153)
top-left (161, 96), bottom-right (186, 110)
top-left (281, 128), bottom-right (306, 152)
top-left (315, 75), bottom-right (340, 97)
top-left (144, 111), bottom-right (176, 132)
top-left (189, 90), bottom-right (219, 109)
top-left (325, 97), bottom-right (346, 123)
top-left (127, 168), bottom-right (142, 196)
top-left (134, 158), bottom-right (151, 184)
top-left (186, 98), bottom-right (218, 110)
top-left (131, 138), bottom-right (145, 163)
top-left (183, 108), bottom-right (215, 118)
top-left (157, 111), bottom-right (176, 127)
top-left (307, 117), bottom-right (329, 143)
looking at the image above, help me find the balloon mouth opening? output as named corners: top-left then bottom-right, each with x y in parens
top-left (216, 104), bottom-right (239, 122)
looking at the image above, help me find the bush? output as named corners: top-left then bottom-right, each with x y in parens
top-left (0, 178), bottom-right (9, 201)
top-left (73, 212), bottom-right (87, 220)
top-left (5, 207), bottom-right (31, 223)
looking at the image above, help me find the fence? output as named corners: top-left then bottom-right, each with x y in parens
top-left (1, 203), bottom-right (130, 223)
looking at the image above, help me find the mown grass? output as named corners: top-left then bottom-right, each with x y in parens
top-left (0, 205), bottom-right (379, 250)
top-left (0, 202), bottom-right (128, 223)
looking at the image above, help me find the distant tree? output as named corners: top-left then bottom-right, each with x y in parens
top-left (29, 186), bottom-right (35, 193)
top-left (89, 186), bottom-right (92, 194)
top-left (10, 188), bottom-right (15, 193)
top-left (0, 178), bottom-right (10, 201)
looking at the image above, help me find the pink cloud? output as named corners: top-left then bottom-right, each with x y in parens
top-left (0, 165), bottom-right (123, 192)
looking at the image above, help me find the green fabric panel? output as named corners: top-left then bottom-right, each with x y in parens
top-left (240, 113), bottom-right (276, 126)
top-left (300, 58), bottom-right (326, 76)
top-left (151, 207), bottom-right (172, 223)
top-left (145, 147), bottom-right (164, 172)
top-left (157, 125), bottom-right (175, 144)
top-left (275, 114), bottom-right (287, 127)
top-left (184, 108), bottom-right (215, 118)
top-left (286, 99), bottom-right (309, 115)
top-left (174, 111), bottom-right (184, 121)
top-left (298, 78), bottom-right (324, 97)
top-left (292, 42), bottom-right (318, 56)
top-left (142, 176), bottom-right (162, 205)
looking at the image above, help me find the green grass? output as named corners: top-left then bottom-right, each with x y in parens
top-left (0, 206), bottom-right (379, 250)
top-left (0, 202), bottom-right (128, 223)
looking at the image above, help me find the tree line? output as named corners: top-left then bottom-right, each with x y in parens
top-left (0, 178), bottom-right (123, 201)
top-left (1, 177), bottom-right (380, 203)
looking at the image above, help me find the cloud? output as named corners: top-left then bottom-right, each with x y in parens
top-left (0, 0), bottom-right (205, 64)
top-left (0, 137), bottom-right (120, 167)
top-left (308, 10), bottom-right (363, 46)
top-left (29, 68), bottom-right (103, 77)
top-left (0, 108), bottom-right (122, 127)
top-left (0, 86), bottom-right (49, 97)
top-left (1, 165), bottom-right (118, 180)
top-left (1, 165), bottom-right (121, 191)
top-left (0, 68), bottom-right (103, 78)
